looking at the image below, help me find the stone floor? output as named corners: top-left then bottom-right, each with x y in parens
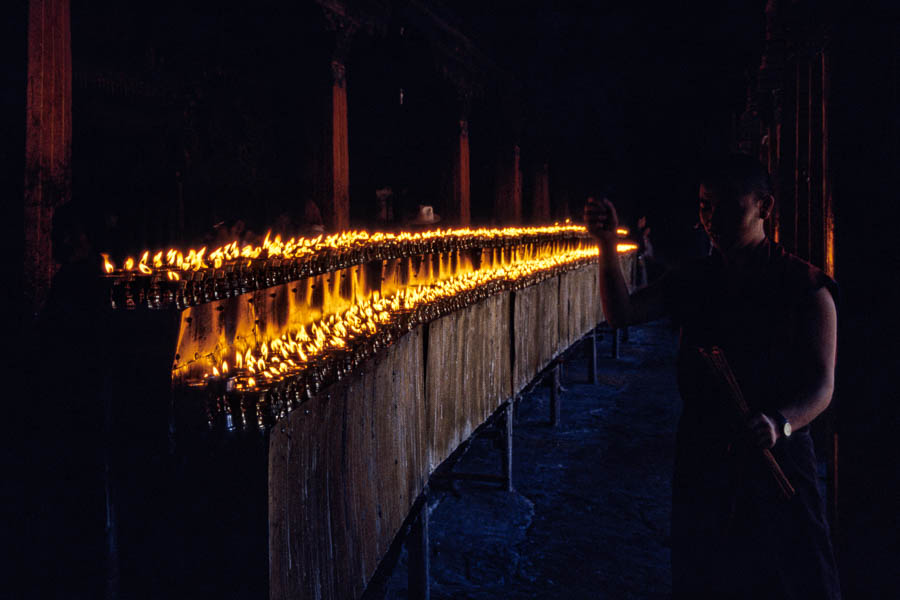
top-left (384, 319), bottom-right (683, 599)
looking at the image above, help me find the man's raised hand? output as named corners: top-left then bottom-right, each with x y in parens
top-left (583, 196), bottom-right (619, 243)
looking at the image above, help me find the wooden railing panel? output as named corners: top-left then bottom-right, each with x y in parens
top-left (512, 276), bottom-right (560, 394)
top-left (558, 264), bottom-right (603, 350)
top-left (342, 366), bottom-right (381, 594)
top-left (269, 328), bottom-right (425, 600)
top-left (268, 262), bottom-right (623, 599)
top-left (425, 293), bottom-right (510, 471)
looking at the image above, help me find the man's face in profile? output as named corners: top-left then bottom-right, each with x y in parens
top-left (698, 183), bottom-right (763, 251)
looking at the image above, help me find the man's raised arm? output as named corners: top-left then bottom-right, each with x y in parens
top-left (583, 197), bottom-right (666, 328)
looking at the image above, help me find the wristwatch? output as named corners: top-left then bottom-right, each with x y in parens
top-left (771, 411), bottom-right (792, 439)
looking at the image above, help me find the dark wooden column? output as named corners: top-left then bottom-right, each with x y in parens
top-left (437, 80), bottom-right (474, 227)
top-left (768, 89), bottom-right (784, 244)
top-left (775, 41), bottom-right (831, 268)
top-left (450, 116), bottom-right (471, 226)
top-left (821, 49), bottom-right (834, 278)
top-left (328, 58), bottom-right (351, 232)
top-left (751, 0), bottom-right (842, 543)
top-left (530, 161), bottom-right (550, 223)
top-left (494, 144), bottom-right (522, 225)
top-left (24, 0), bottom-right (71, 314)
top-left (318, 14), bottom-right (356, 233)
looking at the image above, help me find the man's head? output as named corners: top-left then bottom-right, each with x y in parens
top-left (697, 154), bottom-right (774, 252)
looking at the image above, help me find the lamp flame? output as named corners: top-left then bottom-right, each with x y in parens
top-left (138, 251), bottom-right (152, 275)
top-left (204, 243), bottom-right (605, 391)
top-left (102, 224), bottom-right (591, 276)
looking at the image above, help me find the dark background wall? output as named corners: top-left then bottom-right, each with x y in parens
top-left (5, 1), bottom-right (29, 318)
top-left (8, 0), bottom-right (900, 596)
top-left (829, 11), bottom-right (900, 595)
top-left (455, 0), bottom-right (763, 259)
top-left (35, 1), bottom-right (768, 262)
top-left (69, 0), bottom-right (334, 254)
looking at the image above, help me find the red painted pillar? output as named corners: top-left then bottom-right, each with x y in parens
top-left (531, 161), bottom-right (550, 223)
top-left (24, 0), bottom-right (72, 314)
top-left (494, 144), bottom-right (522, 225)
top-left (451, 119), bottom-right (471, 227)
top-left (325, 59), bottom-right (350, 233)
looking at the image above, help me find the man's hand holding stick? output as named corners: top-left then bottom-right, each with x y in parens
top-left (696, 346), bottom-right (796, 501)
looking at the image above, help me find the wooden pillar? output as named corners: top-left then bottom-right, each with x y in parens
top-left (770, 89), bottom-right (784, 245)
top-left (323, 58), bottom-right (351, 233)
top-left (765, 120), bottom-right (780, 243)
top-left (822, 49), bottom-right (834, 278)
top-left (530, 161), bottom-right (550, 223)
top-left (494, 144), bottom-right (522, 225)
top-left (407, 501), bottom-right (430, 600)
top-left (318, 13), bottom-right (356, 234)
top-left (450, 118), bottom-right (471, 226)
top-left (24, 0), bottom-right (72, 314)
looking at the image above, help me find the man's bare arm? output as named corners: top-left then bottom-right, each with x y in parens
top-left (597, 237), bottom-right (667, 327)
top-left (585, 197), bottom-right (667, 328)
top-left (747, 287), bottom-right (837, 447)
top-left (780, 287), bottom-right (837, 429)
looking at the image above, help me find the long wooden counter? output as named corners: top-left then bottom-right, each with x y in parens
top-left (267, 260), bottom-right (617, 599)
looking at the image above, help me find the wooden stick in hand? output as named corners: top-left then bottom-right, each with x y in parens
top-left (697, 346), bottom-right (796, 501)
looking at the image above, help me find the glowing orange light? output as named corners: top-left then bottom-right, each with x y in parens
top-left (101, 254), bottom-right (114, 273)
top-left (616, 228), bottom-right (630, 236)
top-left (138, 251), bottom-right (152, 275)
top-left (102, 224), bottom-right (590, 275)
top-left (616, 243), bottom-right (639, 253)
top-left (208, 243), bottom-right (602, 391)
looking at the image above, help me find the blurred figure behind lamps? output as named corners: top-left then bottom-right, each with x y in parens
top-left (372, 185), bottom-right (396, 231)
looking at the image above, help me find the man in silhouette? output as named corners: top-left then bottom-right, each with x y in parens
top-left (584, 154), bottom-right (840, 598)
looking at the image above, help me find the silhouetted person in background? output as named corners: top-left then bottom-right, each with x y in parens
top-left (29, 202), bottom-right (112, 598)
top-left (585, 154), bottom-right (840, 598)
top-left (636, 215), bottom-right (665, 286)
top-left (372, 185), bottom-right (396, 231)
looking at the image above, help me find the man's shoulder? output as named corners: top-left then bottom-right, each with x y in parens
top-left (767, 243), bottom-right (838, 305)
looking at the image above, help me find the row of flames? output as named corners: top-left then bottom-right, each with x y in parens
top-left (205, 248), bottom-right (597, 387)
top-left (101, 224), bottom-right (633, 276)
top-left (110, 223), bottom-right (640, 429)
top-left (189, 244), bottom-right (633, 402)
